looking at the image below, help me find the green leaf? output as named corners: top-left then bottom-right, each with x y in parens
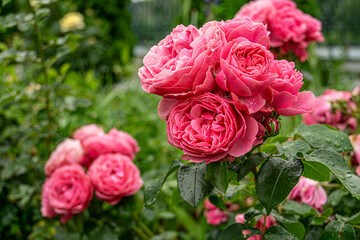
top-left (273, 214), bottom-right (306, 240)
top-left (2, 0), bottom-right (11, 7)
top-left (282, 201), bottom-right (315, 215)
top-left (92, 226), bottom-right (117, 240)
top-left (264, 226), bottom-right (298, 240)
top-left (277, 140), bottom-right (311, 159)
top-left (261, 144), bottom-right (278, 154)
top-left (256, 157), bottom-right (303, 214)
top-left (177, 163), bottom-right (214, 208)
top-left (237, 153), bottom-right (268, 181)
top-left (320, 221), bottom-right (355, 240)
top-left (313, 208), bottom-right (333, 226)
top-left (297, 124), bottom-right (353, 153)
top-left (225, 183), bottom-right (247, 200)
top-left (206, 161), bottom-right (229, 193)
top-left (265, 136), bottom-right (289, 144)
top-left (144, 159), bottom-right (184, 207)
top-left (346, 212), bottom-right (360, 224)
top-left (302, 159), bottom-right (331, 182)
top-left (327, 189), bottom-right (348, 207)
top-left (209, 195), bottom-right (227, 210)
top-left (217, 223), bottom-right (261, 240)
top-left (305, 150), bottom-right (360, 200)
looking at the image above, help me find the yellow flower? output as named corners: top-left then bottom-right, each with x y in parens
top-left (26, 83), bottom-right (41, 94)
top-left (59, 12), bottom-right (85, 32)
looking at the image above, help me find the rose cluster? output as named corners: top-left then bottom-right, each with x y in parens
top-left (203, 198), bottom-right (239, 225)
top-left (235, 0), bottom-right (324, 61)
top-left (303, 89), bottom-right (358, 132)
top-left (139, 18), bottom-right (314, 163)
top-left (288, 176), bottom-right (327, 211)
top-left (235, 213), bottom-right (277, 240)
top-left (41, 124), bottom-right (143, 223)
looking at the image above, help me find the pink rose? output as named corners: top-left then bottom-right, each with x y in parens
top-left (138, 24), bottom-right (216, 99)
top-left (165, 93), bottom-right (258, 163)
top-left (218, 18), bottom-right (270, 48)
top-left (350, 135), bottom-right (360, 166)
top-left (41, 164), bottom-right (93, 223)
top-left (235, 0), bottom-right (324, 61)
top-left (205, 208), bottom-right (229, 225)
top-left (82, 130), bottom-right (139, 161)
top-left (44, 139), bottom-right (85, 176)
top-left (216, 38), bottom-right (275, 98)
top-left (302, 90), bottom-right (357, 131)
top-left (88, 153), bottom-right (143, 205)
top-left (108, 128), bottom-right (140, 155)
top-left (352, 85), bottom-right (360, 96)
top-left (288, 176), bottom-right (327, 211)
top-left (235, 214), bottom-right (277, 240)
top-left (269, 60), bottom-right (314, 116)
top-left (73, 124), bottom-right (105, 143)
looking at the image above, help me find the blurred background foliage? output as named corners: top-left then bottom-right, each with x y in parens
top-left (0, 0), bottom-right (359, 239)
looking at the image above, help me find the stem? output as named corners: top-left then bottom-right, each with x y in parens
top-left (134, 214), bottom-right (155, 238)
top-left (262, 214), bottom-right (267, 236)
top-left (133, 226), bottom-right (149, 240)
top-left (27, 1), bottom-right (52, 147)
top-left (321, 182), bottom-right (342, 188)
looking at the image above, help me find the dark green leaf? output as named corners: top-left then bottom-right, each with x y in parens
top-left (346, 212), bottom-right (360, 224)
top-left (305, 150), bottom-right (360, 200)
top-left (144, 159), bottom-right (183, 207)
top-left (327, 189), bottom-right (348, 207)
top-left (256, 157), bottom-right (303, 214)
top-left (313, 208), bottom-right (333, 226)
top-left (178, 163), bottom-right (214, 208)
top-left (217, 223), bottom-right (261, 240)
top-left (209, 195), bottom-right (227, 210)
top-left (264, 226), bottom-right (298, 240)
top-left (297, 124), bottom-right (353, 152)
top-left (277, 140), bottom-right (311, 159)
top-left (273, 214), bottom-right (306, 239)
top-left (238, 153), bottom-right (268, 181)
top-left (302, 160), bottom-right (331, 182)
top-left (206, 161), bottom-right (229, 193)
top-left (320, 221), bottom-right (355, 240)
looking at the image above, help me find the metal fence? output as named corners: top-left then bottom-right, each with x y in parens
top-left (129, 0), bottom-right (360, 47)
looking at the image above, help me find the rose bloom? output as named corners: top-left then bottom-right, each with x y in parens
top-left (138, 24), bottom-right (216, 99)
top-left (44, 138), bottom-right (85, 176)
top-left (350, 135), bottom-right (360, 167)
top-left (164, 92), bottom-right (258, 163)
top-left (73, 124), bottom-right (105, 143)
top-left (41, 164), bottom-right (93, 223)
top-left (88, 153), bottom-right (143, 205)
top-left (269, 60), bottom-right (314, 116)
top-left (288, 176), bottom-right (327, 211)
top-left (82, 129), bottom-right (139, 161)
top-left (235, 214), bottom-right (277, 240)
top-left (204, 199), bottom-right (229, 225)
top-left (59, 12), bottom-right (85, 32)
top-left (216, 37), bottom-right (275, 98)
top-left (235, 0), bottom-right (324, 61)
top-left (303, 90), bottom-right (357, 132)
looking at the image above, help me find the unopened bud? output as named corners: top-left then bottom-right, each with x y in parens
top-left (263, 118), bottom-right (279, 136)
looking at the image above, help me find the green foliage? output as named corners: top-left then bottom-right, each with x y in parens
top-left (256, 157), bottom-right (303, 214)
top-left (217, 223), bottom-right (261, 240)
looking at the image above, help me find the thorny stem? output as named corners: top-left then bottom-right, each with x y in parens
top-left (27, 1), bottom-right (52, 147)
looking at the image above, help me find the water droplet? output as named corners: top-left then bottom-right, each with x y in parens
top-left (349, 183), bottom-right (356, 188)
top-left (329, 162), bottom-right (335, 166)
top-left (346, 173), bottom-right (352, 178)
